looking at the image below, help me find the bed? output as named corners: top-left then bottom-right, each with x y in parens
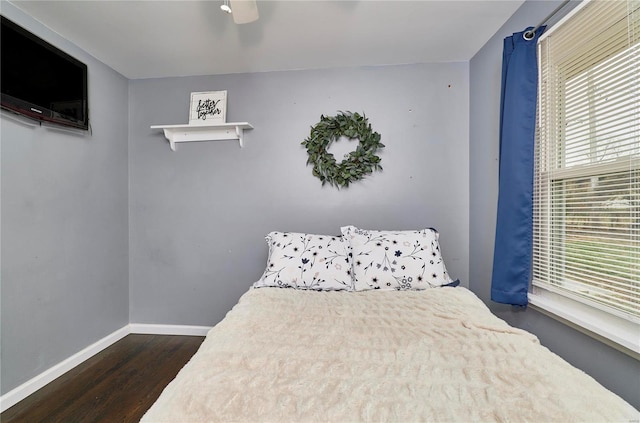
top-left (142, 227), bottom-right (638, 422)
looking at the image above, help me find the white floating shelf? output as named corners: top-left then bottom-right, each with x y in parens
top-left (150, 122), bottom-right (253, 151)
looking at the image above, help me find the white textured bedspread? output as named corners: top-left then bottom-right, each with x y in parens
top-left (142, 287), bottom-right (638, 422)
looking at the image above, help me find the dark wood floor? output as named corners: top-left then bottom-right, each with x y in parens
top-left (1, 334), bottom-right (204, 423)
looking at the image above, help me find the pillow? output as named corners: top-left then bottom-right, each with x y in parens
top-left (253, 232), bottom-right (352, 291)
top-left (341, 225), bottom-right (455, 291)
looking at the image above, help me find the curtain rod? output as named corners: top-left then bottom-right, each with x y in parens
top-left (523, 0), bottom-right (571, 40)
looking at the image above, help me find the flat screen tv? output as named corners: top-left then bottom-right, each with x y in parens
top-left (1, 16), bottom-right (89, 130)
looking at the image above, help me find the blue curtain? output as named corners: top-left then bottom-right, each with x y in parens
top-left (491, 27), bottom-right (545, 306)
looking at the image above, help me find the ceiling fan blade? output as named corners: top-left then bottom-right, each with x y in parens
top-left (229, 0), bottom-right (259, 24)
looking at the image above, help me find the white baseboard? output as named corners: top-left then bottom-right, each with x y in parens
top-left (0, 323), bottom-right (212, 413)
top-left (0, 325), bottom-right (129, 413)
top-left (129, 323), bottom-right (212, 336)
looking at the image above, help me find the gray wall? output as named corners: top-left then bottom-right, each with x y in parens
top-left (469, 0), bottom-right (640, 409)
top-left (0, 3), bottom-right (129, 395)
top-left (129, 63), bottom-right (470, 325)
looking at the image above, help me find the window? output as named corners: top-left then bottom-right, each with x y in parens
top-left (532, 0), bottom-right (639, 353)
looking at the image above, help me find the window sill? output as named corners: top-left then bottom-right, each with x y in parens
top-left (528, 287), bottom-right (639, 361)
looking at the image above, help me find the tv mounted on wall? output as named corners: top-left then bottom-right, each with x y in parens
top-left (1, 16), bottom-right (89, 130)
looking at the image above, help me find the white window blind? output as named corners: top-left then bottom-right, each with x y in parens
top-left (534, 0), bottom-right (639, 323)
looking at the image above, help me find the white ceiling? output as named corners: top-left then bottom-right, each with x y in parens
top-left (9, 0), bottom-right (525, 80)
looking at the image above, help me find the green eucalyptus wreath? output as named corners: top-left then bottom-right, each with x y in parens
top-left (301, 111), bottom-right (384, 188)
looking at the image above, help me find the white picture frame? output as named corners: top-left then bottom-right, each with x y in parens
top-left (189, 90), bottom-right (227, 125)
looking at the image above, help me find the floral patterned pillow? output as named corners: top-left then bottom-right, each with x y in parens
top-left (253, 232), bottom-right (353, 291)
top-left (341, 225), bottom-right (455, 291)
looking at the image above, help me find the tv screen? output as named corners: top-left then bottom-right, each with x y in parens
top-left (1, 16), bottom-right (89, 130)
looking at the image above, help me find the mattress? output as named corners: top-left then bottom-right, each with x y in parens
top-left (142, 287), bottom-right (638, 422)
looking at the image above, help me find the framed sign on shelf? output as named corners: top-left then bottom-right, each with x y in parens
top-left (189, 90), bottom-right (227, 125)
